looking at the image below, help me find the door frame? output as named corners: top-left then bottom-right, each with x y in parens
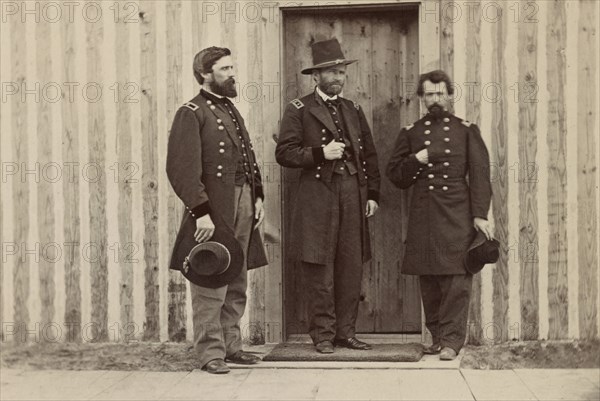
top-left (272, 0), bottom-right (440, 343)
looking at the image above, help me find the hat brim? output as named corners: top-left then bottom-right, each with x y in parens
top-left (301, 59), bottom-right (358, 75)
top-left (464, 231), bottom-right (500, 275)
top-left (180, 223), bottom-right (244, 289)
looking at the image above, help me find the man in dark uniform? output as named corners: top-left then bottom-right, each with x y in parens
top-left (387, 70), bottom-right (493, 360)
top-left (276, 38), bottom-right (381, 353)
top-left (166, 47), bottom-right (268, 373)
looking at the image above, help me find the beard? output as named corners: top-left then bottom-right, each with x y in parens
top-left (209, 78), bottom-right (237, 98)
top-left (319, 81), bottom-right (344, 97)
top-left (428, 103), bottom-right (444, 117)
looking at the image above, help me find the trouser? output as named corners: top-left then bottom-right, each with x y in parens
top-left (190, 183), bottom-right (253, 367)
top-left (419, 274), bottom-right (473, 353)
top-left (302, 169), bottom-right (364, 345)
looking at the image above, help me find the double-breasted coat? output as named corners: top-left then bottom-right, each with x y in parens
top-left (275, 90), bottom-right (381, 265)
top-left (166, 90), bottom-right (268, 273)
top-left (386, 111), bottom-right (492, 275)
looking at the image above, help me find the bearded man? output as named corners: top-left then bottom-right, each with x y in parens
top-left (166, 47), bottom-right (268, 373)
top-left (276, 38), bottom-right (381, 354)
top-left (386, 70), bottom-right (493, 360)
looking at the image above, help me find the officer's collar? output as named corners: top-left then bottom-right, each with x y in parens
top-left (200, 88), bottom-right (229, 104)
top-left (425, 108), bottom-right (452, 121)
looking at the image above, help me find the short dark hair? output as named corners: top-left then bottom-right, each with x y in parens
top-left (416, 70), bottom-right (454, 97)
top-left (193, 46), bottom-right (231, 85)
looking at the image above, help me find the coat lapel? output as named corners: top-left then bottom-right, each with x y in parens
top-left (339, 100), bottom-right (360, 143)
top-left (308, 104), bottom-right (339, 138)
top-left (206, 103), bottom-right (241, 151)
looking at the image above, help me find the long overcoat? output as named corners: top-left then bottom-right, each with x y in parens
top-left (275, 89), bottom-right (380, 265)
top-left (166, 90), bottom-right (268, 272)
top-left (386, 111), bottom-right (492, 275)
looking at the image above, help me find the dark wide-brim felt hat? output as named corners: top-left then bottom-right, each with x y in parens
top-left (301, 38), bottom-right (357, 75)
top-left (464, 231), bottom-right (500, 275)
top-left (181, 226), bottom-right (244, 288)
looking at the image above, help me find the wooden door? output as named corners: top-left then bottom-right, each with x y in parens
top-left (282, 6), bottom-right (421, 336)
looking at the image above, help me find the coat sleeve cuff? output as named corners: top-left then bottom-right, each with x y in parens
top-left (190, 202), bottom-right (211, 219)
top-left (254, 186), bottom-right (265, 201)
top-left (311, 146), bottom-right (326, 164)
top-left (368, 190), bottom-right (380, 203)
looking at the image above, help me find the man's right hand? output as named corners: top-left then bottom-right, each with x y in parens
top-left (323, 139), bottom-right (346, 160)
top-left (194, 214), bottom-right (215, 243)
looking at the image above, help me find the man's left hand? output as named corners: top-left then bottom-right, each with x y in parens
top-left (254, 198), bottom-right (265, 229)
top-left (365, 200), bottom-right (379, 218)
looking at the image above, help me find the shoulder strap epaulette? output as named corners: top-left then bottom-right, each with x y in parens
top-left (462, 120), bottom-right (472, 127)
top-left (403, 123), bottom-right (414, 131)
top-left (291, 99), bottom-right (304, 109)
top-left (183, 101), bottom-right (199, 112)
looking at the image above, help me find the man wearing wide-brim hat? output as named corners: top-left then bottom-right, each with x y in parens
top-left (276, 38), bottom-right (381, 353)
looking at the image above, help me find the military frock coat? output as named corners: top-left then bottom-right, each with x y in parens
top-left (166, 90), bottom-right (268, 273)
top-left (275, 90), bottom-right (381, 265)
top-left (386, 111), bottom-right (492, 275)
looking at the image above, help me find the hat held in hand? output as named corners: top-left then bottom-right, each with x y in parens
top-left (464, 230), bottom-right (500, 275)
top-left (301, 38), bottom-right (357, 75)
top-left (181, 226), bottom-right (244, 288)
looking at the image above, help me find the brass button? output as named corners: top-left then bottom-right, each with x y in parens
top-left (317, 166), bottom-right (321, 170)
top-left (218, 125), bottom-right (224, 130)
top-left (413, 176), bottom-right (417, 179)
top-left (429, 185), bottom-right (434, 190)
top-left (445, 149), bottom-right (451, 154)
top-left (424, 141), bottom-right (431, 146)
top-left (428, 163), bottom-right (433, 167)
top-left (425, 121), bottom-right (431, 126)
top-left (443, 126), bottom-right (450, 131)
top-left (210, 105), bottom-right (216, 110)
top-left (340, 166), bottom-right (344, 170)
top-left (322, 129), bottom-right (326, 133)
top-left (443, 162), bottom-right (450, 167)
top-left (219, 141), bottom-right (225, 146)
top-left (217, 118), bottom-right (222, 123)
top-left (443, 174), bottom-right (448, 179)
top-left (424, 130), bottom-right (431, 135)
top-left (217, 165), bottom-right (223, 170)
top-left (442, 186), bottom-right (448, 191)
top-left (443, 117), bottom-right (450, 123)
top-left (444, 138), bottom-right (450, 142)
top-left (206, 100), bottom-right (212, 105)
top-left (428, 174), bottom-right (434, 179)
top-left (316, 174), bottom-right (321, 178)
top-left (322, 136), bottom-right (327, 141)
top-left (216, 172), bottom-right (222, 177)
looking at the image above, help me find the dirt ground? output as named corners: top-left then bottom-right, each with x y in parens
top-left (460, 340), bottom-right (600, 369)
top-left (1, 340), bottom-right (599, 371)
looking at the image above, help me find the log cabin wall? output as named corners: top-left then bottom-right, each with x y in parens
top-left (0, 0), bottom-right (598, 344)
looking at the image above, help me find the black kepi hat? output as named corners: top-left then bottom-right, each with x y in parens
top-left (181, 225), bottom-right (244, 288)
top-left (301, 38), bottom-right (357, 75)
top-left (464, 231), bottom-right (500, 274)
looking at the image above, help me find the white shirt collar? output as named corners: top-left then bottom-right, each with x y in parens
top-left (202, 86), bottom-right (224, 99)
top-left (316, 86), bottom-right (339, 102)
